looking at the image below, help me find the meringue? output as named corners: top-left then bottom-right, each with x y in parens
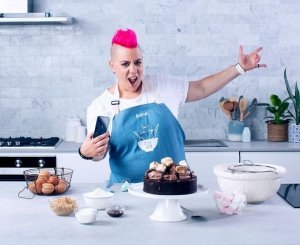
top-left (214, 191), bottom-right (246, 215)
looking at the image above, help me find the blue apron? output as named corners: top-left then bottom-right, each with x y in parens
top-left (108, 102), bottom-right (186, 184)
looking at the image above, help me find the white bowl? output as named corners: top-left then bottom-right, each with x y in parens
top-left (75, 208), bottom-right (98, 224)
top-left (83, 189), bottom-right (114, 209)
top-left (138, 138), bottom-right (158, 152)
top-left (213, 163), bottom-right (286, 203)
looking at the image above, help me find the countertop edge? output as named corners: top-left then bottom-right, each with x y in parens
top-left (0, 140), bottom-right (299, 154)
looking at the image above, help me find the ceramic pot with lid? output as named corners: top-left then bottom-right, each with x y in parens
top-left (65, 115), bottom-right (81, 142)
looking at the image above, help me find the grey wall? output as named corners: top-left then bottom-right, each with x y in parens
top-left (1, 0), bottom-right (299, 140)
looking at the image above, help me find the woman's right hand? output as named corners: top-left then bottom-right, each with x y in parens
top-left (80, 131), bottom-right (110, 159)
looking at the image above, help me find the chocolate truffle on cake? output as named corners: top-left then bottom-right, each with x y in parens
top-left (143, 157), bottom-right (197, 195)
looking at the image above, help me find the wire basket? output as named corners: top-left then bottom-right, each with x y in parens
top-left (18, 168), bottom-right (73, 199)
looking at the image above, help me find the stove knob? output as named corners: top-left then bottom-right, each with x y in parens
top-left (38, 159), bottom-right (45, 168)
top-left (15, 159), bottom-right (22, 167)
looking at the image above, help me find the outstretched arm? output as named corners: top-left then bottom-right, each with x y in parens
top-left (186, 46), bottom-right (266, 102)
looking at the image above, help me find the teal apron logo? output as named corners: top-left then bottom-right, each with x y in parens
top-left (133, 124), bottom-right (159, 152)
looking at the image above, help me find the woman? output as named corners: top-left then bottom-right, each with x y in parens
top-left (79, 28), bottom-right (266, 185)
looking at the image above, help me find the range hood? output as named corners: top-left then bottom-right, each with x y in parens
top-left (0, 0), bottom-right (73, 25)
top-left (0, 12), bottom-right (73, 24)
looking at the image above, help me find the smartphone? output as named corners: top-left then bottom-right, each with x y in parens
top-left (93, 116), bottom-right (110, 138)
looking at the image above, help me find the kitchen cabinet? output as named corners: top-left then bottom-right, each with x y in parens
top-left (56, 151), bottom-right (239, 185)
top-left (185, 152), bottom-right (239, 186)
top-left (56, 153), bottom-right (110, 183)
top-left (240, 152), bottom-right (300, 183)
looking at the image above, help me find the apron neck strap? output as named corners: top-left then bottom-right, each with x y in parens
top-left (111, 82), bottom-right (121, 115)
top-left (110, 80), bottom-right (153, 116)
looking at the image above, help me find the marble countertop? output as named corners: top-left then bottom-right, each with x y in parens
top-left (0, 139), bottom-right (299, 154)
top-left (1, 182), bottom-right (299, 245)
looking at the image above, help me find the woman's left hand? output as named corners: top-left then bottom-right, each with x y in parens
top-left (238, 45), bottom-right (266, 71)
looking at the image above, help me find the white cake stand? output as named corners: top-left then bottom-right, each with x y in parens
top-left (128, 183), bottom-right (209, 222)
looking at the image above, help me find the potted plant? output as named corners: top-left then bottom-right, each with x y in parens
top-left (284, 68), bottom-right (300, 143)
top-left (258, 94), bottom-right (290, 142)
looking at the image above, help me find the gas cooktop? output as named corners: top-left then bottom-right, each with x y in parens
top-left (0, 137), bottom-right (61, 149)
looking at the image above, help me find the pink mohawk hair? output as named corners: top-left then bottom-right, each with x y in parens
top-left (111, 28), bottom-right (138, 48)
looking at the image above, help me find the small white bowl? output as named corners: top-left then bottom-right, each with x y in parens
top-left (83, 189), bottom-right (114, 210)
top-left (75, 208), bottom-right (98, 224)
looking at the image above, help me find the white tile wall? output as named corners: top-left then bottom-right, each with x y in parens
top-left (1, 0), bottom-right (299, 140)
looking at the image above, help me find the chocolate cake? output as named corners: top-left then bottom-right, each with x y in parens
top-left (143, 157), bottom-right (197, 195)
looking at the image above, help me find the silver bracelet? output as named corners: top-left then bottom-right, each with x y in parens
top-left (234, 63), bottom-right (246, 75)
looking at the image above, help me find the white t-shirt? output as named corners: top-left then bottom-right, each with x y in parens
top-left (87, 73), bottom-right (189, 134)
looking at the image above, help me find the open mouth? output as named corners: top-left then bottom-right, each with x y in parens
top-left (128, 76), bottom-right (138, 84)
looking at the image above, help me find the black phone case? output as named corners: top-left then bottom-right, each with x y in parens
top-left (93, 116), bottom-right (109, 138)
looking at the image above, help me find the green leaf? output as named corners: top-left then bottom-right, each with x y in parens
top-left (266, 107), bottom-right (275, 114)
top-left (284, 68), bottom-right (297, 108)
top-left (283, 97), bottom-right (290, 103)
top-left (295, 82), bottom-right (300, 124)
top-left (270, 94), bottom-right (281, 106)
top-left (287, 109), bottom-right (296, 120)
top-left (278, 102), bottom-right (289, 114)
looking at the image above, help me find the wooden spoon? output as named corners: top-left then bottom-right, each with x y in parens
top-left (223, 100), bottom-right (234, 112)
top-left (220, 101), bottom-right (232, 120)
top-left (239, 98), bottom-right (247, 121)
top-left (229, 96), bottom-right (238, 102)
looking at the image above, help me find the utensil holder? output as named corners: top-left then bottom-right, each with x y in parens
top-left (228, 120), bottom-right (244, 141)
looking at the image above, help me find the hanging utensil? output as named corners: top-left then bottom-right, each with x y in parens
top-left (239, 97), bottom-right (247, 121)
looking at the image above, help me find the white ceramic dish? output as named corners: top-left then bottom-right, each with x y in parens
top-left (213, 163), bottom-right (286, 203)
top-left (83, 189), bottom-right (114, 210)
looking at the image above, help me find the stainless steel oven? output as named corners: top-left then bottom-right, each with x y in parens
top-left (0, 155), bottom-right (57, 181)
top-left (0, 137), bottom-right (60, 181)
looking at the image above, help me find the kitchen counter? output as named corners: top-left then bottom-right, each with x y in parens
top-left (185, 140), bottom-right (300, 152)
top-left (1, 182), bottom-right (299, 245)
top-left (0, 140), bottom-right (300, 154)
